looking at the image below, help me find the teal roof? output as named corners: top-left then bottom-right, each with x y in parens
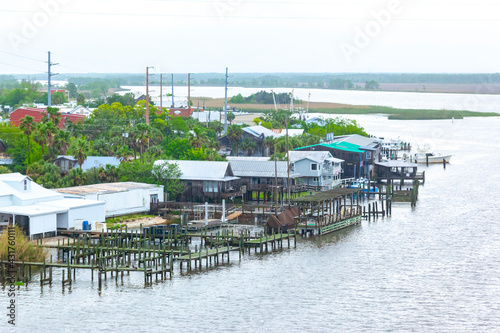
top-left (295, 141), bottom-right (364, 154)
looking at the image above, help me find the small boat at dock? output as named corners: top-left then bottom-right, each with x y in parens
top-left (414, 152), bottom-right (452, 164)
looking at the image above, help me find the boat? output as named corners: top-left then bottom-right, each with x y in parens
top-left (414, 151), bottom-right (452, 164)
top-left (347, 178), bottom-right (378, 193)
top-left (347, 178), bottom-right (379, 195)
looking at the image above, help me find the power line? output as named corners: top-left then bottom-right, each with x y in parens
top-left (0, 9), bottom-right (499, 22)
top-left (0, 60), bottom-right (43, 73)
top-left (0, 50), bottom-right (45, 63)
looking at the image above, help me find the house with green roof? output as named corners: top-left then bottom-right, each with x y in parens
top-left (294, 141), bottom-right (371, 179)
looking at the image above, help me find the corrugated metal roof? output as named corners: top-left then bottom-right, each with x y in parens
top-left (229, 160), bottom-right (300, 178)
top-left (289, 151), bottom-right (334, 163)
top-left (332, 134), bottom-right (381, 148)
top-left (56, 155), bottom-right (121, 171)
top-left (55, 182), bottom-right (160, 196)
top-left (243, 125), bottom-right (281, 139)
top-left (295, 141), bottom-right (364, 153)
top-left (154, 160), bottom-right (239, 182)
top-left (226, 156), bottom-right (270, 162)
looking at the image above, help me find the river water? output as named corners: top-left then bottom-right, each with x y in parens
top-left (121, 85), bottom-right (500, 112)
top-left (3, 106), bottom-right (500, 332)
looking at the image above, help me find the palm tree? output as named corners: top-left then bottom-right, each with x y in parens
top-left (43, 107), bottom-right (61, 127)
top-left (263, 136), bottom-right (275, 157)
top-left (240, 137), bottom-right (257, 156)
top-left (54, 129), bottom-right (71, 155)
top-left (19, 116), bottom-right (35, 164)
top-left (226, 124), bottom-right (243, 156)
top-left (33, 123), bottom-right (47, 159)
top-left (68, 136), bottom-right (91, 169)
top-left (190, 126), bottom-right (209, 149)
top-left (227, 112), bottom-right (235, 125)
top-left (132, 123), bottom-right (149, 156)
top-left (115, 145), bottom-right (132, 162)
top-left (43, 122), bottom-right (58, 160)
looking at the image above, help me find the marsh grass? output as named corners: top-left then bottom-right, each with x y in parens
top-left (0, 226), bottom-right (48, 262)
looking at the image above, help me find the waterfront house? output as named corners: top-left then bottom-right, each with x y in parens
top-left (55, 182), bottom-right (164, 217)
top-left (288, 151), bottom-right (344, 190)
top-left (330, 134), bottom-right (382, 175)
top-left (226, 157), bottom-right (301, 202)
top-left (54, 155), bottom-right (121, 173)
top-left (154, 160), bottom-right (241, 202)
top-left (295, 141), bottom-right (367, 179)
top-left (220, 125), bottom-right (304, 157)
top-left (0, 173), bottom-right (105, 238)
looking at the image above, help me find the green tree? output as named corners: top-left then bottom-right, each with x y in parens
top-left (19, 116), bottom-right (35, 164)
top-left (240, 137), bottom-right (257, 156)
top-left (26, 160), bottom-right (66, 188)
top-left (226, 125), bottom-right (243, 156)
top-left (0, 166), bottom-right (11, 174)
top-left (227, 112), bottom-right (235, 125)
top-left (68, 136), bottom-right (91, 169)
top-left (131, 123), bottom-right (150, 156)
top-left (65, 167), bottom-right (87, 186)
top-left (365, 80), bottom-right (380, 90)
top-left (65, 83), bottom-right (78, 98)
top-left (151, 161), bottom-right (184, 200)
top-left (190, 125), bottom-right (209, 149)
top-left (76, 93), bottom-right (85, 105)
top-left (53, 130), bottom-right (71, 155)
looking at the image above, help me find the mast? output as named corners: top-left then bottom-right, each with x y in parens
top-left (287, 89), bottom-right (292, 205)
top-left (223, 67), bottom-right (228, 133)
top-left (171, 74), bottom-right (174, 107)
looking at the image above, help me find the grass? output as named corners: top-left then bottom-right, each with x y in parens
top-left (0, 226), bottom-right (48, 262)
top-left (105, 213), bottom-right (157, 229)
top-left (235, 105), bottom-right (499, 120)
top-left (309, 106), bottom-right (499, 120)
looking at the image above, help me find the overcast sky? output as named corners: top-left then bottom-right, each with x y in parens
top-left (1, 0), bottom-right (499, 75)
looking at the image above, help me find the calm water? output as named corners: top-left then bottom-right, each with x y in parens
top-left (121, 85), bottom-right (500, 112)
top-left (2, 115), bottom-right (500, 332)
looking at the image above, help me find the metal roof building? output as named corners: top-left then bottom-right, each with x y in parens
top-left (228, 159), bottom-right (300, 178)
top-left (0, 173), bottom-right (105, 238)
top-left (56, 182), bottom-right (164, 217)
top-left (154, 160), bottom-right (239, 182)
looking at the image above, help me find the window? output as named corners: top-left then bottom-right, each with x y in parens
top-left (313, 177), bottom-right (319, 182)
top-left (24, 179), bottom-right (27, 191)
top-left (203, 181), bottom-right (219, 193)
top-left (366, 151), bottom-right (372, 159)
top-left (311, 163), bottom-right (318, 171)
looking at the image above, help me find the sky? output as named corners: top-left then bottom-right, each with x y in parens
top-left (0, 0), bottom-right (499, 75)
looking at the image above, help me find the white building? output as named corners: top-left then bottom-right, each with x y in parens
top-left (0, 173), bottom-right (105, 239)
top-left (289, 151), bottom-right (344, 190)
top-left (55, 182), bottom-right (164, 217)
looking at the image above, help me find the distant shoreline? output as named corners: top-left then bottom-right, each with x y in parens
top-left (193, 97), bottom-right (499, 120)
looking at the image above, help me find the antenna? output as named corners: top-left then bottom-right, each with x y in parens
top-left (271, 89), bottom-right (278, 111)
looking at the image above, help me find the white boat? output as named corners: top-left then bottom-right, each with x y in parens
top-left (414, 152), bottom-right (452, 164)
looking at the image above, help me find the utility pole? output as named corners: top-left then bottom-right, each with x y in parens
top-left (287, 90), bottom-right (292, 205)
top-left (187, 73), bottom-right (191, 110)
top-left (47, 51), bottom-right (58, 107)
top-left (160, 73), bottom-right (163, 111)
top-left (171, 74), bottom-right (174, 107)
top-left (223, 67), bottom-right (228, 133)
top-left (145, 66), bottom-right (154, 125)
